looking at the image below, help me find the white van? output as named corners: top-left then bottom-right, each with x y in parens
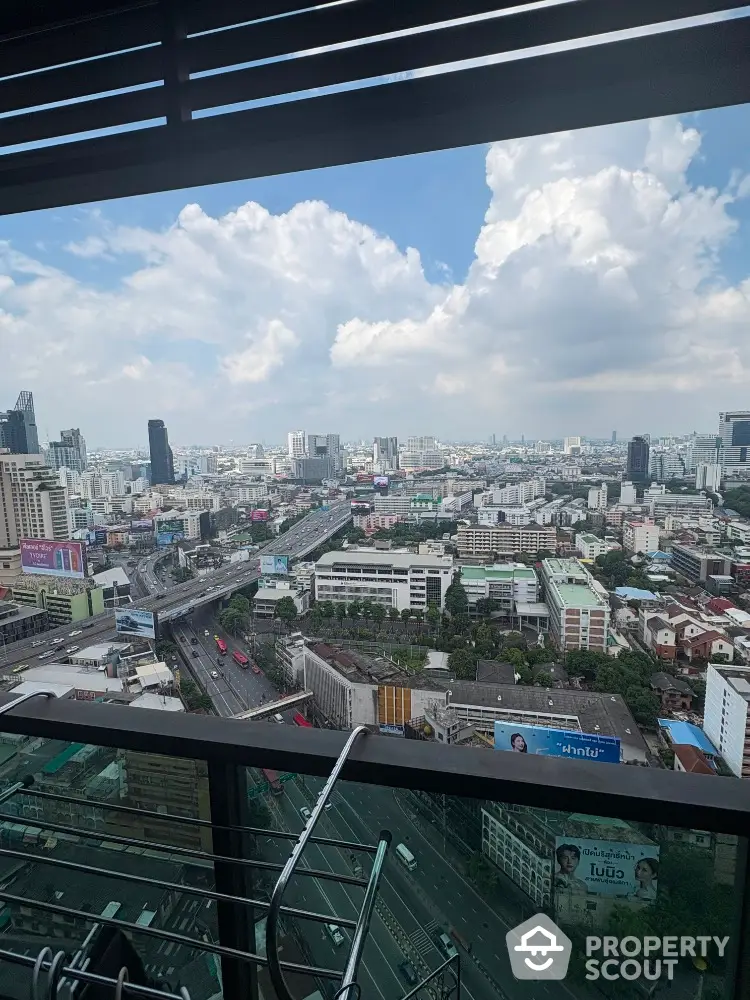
top-left (437, 932), bottom-right (458, 960)
top-left (325, 924), bottom-right (344, 947)
top-left (274, 714), bottom-right (284, 724)
top-left (395, 843), bottom-right (417, 871)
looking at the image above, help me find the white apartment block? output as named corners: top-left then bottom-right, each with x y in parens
top-left (457, 524), bottom-right (556, 557)
top-left (231, 485), bottom-right (268, 505)
top-left (587, 483), bottom-right (608, 511)
top-left (460, 564), bottom-right (539, 612)
top-left (477, 505), bottom-right (541, 527)
top-left (719, 412), bottom-right (750, 475)
top-left (542, 557), bottom-right (610, 652)
top-left (373, 494), bottom-right (412, 516)
top-left (575, 533), bottom-right (608, 560)
top-left (58, 467), bottom-right (82, 493)
top-left (287, 430), bottom-right (306, 459)
top-left (619, 482), bottom-right (637, 505)
top-left (563, 436), bottom-right (582, 454)
top-left (704, 664), bottom-right (750, 778)
top-left (68, 507), bottom-right (94, 532)
top-left (185, 492), bottom-right (222, 511)
top-left (696, 463), bottom-right (721, 492)
top-left (238, 458), bottom-right (276, 476)
top-left (0, 454), bottom-right (69, 581)
top-left (79, 472), bottom-right (103, 500)
top-left (484, 479), bottom-right (546, 506)
top-left (100, 471), bottom-right (126, 496)
top-left (154, 509), bottom-right (202, 540)
top-left (623, 518), bottom-right (660, 554)
top-left (314, 550), bottom-right (453, 611)
top-left (400, 450), bottom-right (443, 470)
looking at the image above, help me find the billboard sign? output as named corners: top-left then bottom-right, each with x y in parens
top-left (156, 518), bottom-right (185, 546)
top-left (20, 539), bottom-right (87, 579)
top-left (251, 510), bottom-right (269, 522)
top-left (379, 723), bottom-right (405, 736)
top-left (373, 476), bottom-right (389, 488)
top-left (493, 722), bottom-right (620, 764)
top-left (94, 528), bottom-right (108, 546)
top-left (130, 519), bottom-right (153, 532)
top-left (115, 608), bottom-right (158, 640)
top-left (554, 838), bottom-right (659, 900)
top-left (260, 555), bottom-right (289, 575)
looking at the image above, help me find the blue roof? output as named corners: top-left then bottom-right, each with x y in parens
top-left (658, 720), bottom-right (718, 756)
top-left (615, 587), bottom-right (659, 600)
top-left (647, 551), bottom-right (671, 560)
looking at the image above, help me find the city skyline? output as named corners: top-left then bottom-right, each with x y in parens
top-left (1, 106), bottom-right (749, 445)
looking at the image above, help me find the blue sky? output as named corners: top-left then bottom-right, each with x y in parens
top-left (1, 102), bottom-right (750, 447)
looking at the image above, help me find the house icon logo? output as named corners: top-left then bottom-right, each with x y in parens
top-left (506, 913), bottom-right (572, 980)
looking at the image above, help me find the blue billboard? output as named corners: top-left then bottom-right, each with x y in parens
top-left (493, 722), bottom-right (620, 764)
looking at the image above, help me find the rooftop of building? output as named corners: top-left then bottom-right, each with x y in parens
top-left (9, 664), bottom-right (124, 692)
top-left (315, 550), bottom-right (452, 569)
top-left (72, 642), bottom-right (131, 661)
top-left (130, 692), bottom-right (184, 712)
top-left (615, 586), bottom-right (660, 601)
top-left (577, 533), bottom-right (602, 544)
top-left (650, 672), bottom-right (693, 694)
top-left (672, 743), bottom-right (716, 775)
top-left (460, 564), bottom-right (537, 581)
top-left (91, 566), bottom-right (131, 588)
top-left (446, 681), bottom-right (646, 754)
top-left (308, 642), bottom-right (445, 690)
top-left (0, 600), bottom-right (47, 623)
top-left (12, 574), bottom-right (97, 595)
top-left (458, 522), bottom-right (552, 532)
top-left (658, 719), bottom-right (718, 755)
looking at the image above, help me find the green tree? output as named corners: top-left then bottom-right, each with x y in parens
top-left (335, 602), bottom-right (347, 625)
top-left (534, 670), bottom-right (554, 687)
top-left (247, 797), bottom-right (272, 829)
top-left (347, 599), bottom-right (362, 620)
top-left (514, 663), bottom-right (532, 684)
top-left (504, 647), bottom-right (526, 667)
top-left (502, 631), bottom-right (527, 650)
top-left (309, 606), bottom-right (323, 631)
top-left (274, 596), bottom-right (298, 626)
top-left (388, 607), bottom-right (400, 627)
top-left (444, 572), bottom-right (469, 618)
top-left (400, 608), bottom-right (412, 624)
top-left (320, 601), bottom-right (335, 622)
top-left (371, 604), bottom-right (386, 628)
top-left (172, 566), bottom-right (194, 583)
top-left (448, 648), bottom-right (477, 680)
top-left (412, 609), bottom-right (424, 627)
top-left (361, 599), bottom-right (374, 623)
top-left (219, 607), bottom-right (246, 635)
top-left (475, 597), bottom-right (499, 618)
top-left (426, 603), bottom-right (441, 633)
top-left (229, 594), bottom-right (251, 619)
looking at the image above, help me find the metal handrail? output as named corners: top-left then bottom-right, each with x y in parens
top-left (0, 689), bottom-right (56, 715)
top-left (266, 725), bottom-right (376, 1000)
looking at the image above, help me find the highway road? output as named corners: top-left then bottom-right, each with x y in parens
top-left (1, 502), bottom-right (352, 672)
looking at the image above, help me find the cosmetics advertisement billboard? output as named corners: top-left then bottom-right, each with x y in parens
top-left (20, 539), bottom-right (87, 579)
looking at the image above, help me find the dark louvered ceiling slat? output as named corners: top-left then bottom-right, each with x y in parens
top-left (0, 14), bottom-right (746, 216)
top-left (0, 4), bottom-right (161, 78)
top-left (0, 88), bottom-right (165, 149)
top-left (188, 0), bottom-right (746, 113)
top-left (185, 0), bottom-right (548, 75)
top-left (0, 47), bottom-right (163, 117)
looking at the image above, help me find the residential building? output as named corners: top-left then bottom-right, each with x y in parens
top-left (719, 411), bottom-right (750, 476)
top-left (642, 615), bottom-right (677, 660)
top-left (78, 471), bottom-right (103, 500)
top-left (456, 523), bottom-right (556, 558)
top-left (482, 479), bottom-right (546, 506)
top-left (575, 533), bottom-right (607, 560)
top-left (619, 481), bottom-right (637, 505)
top-left (253, 586), bottom-right (309, 618)
top-left (681, 630), bottom-right (734, 664)
top-left (147, 419), bottom-right (174, 485)
top-left (373, 436), bottom-right (399, 472)
top-left (646, 488), bottom-right (713, 519)
top-left (672, 744), bottom-right (715, 775)
top-left (0, 391), bottom-right (39, 455)
top-left (68, 507), bottom-right (94, 533)
top-left (670, 544), bottom-right (732, 584)
top-left (541, 558), bottom-right (609, 651)
top-left (153, 509), bottom-right (202, 541)
top-left (0, 453), bottom-right (68, 584)
top-left (587, 483), bottom-right (607, 511)
top-left (307, 433), bottom-right (343, 475)
top-left (0, 599), bottom-right (49, 643)
top-left (400, 449), bottom-right (444, 471)
top-left (649, 449), bottom-right (689, 481)
top-left (287, 430), bottom-right (306, 459)
top-left (185, 491), bottom-right (222, 511)
top-left (46, 428), bottom-right (87, 473)
top-left (459, 564), bottom-right (538, 613)
top-left (626, 435), bottom-right (650, 483)
top-left (291, 456), bottom-right (332, 481)
top-left (353, 513), bottom-right (404, 534)
top-left (704, 664), bottom-right (750, 778)
top-left (100, 471), bottom-right (125, 496)
top-left (477, 505), bottom-right (543, 527)
top-left (563, 436), bottom-right (581, 455)
top-left (623, 518), bottom-right (660, 554)
top-left (650, 671), bottom-right (693, 710)
top-left (314, 550), bottom-right (453, 611)
top-left (696, 463), bottom-right (722, 492)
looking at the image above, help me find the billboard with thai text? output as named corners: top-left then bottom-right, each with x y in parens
top-left (554, 837), bottom-right (659, 900)
top-left (493, 722), bottom-right (620, 763)
top-left (251, 510), bottom-right (269, 522)
top-left (20, 539), bottom-right (87, 579)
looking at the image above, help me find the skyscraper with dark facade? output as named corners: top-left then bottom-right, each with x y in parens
top-left (0, 391), bottom-right (39, 455)
top-left (47, 428), bottom-right (87, 472)
top-left (148, 419), bottom-right (174, 485)
top-left (626, 435), bottom-right (650, 483)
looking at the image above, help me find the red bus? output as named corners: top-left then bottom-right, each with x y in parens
top-left (293, 712), bottom-right (312, 728)
top-left (232, 650), bottom-right (249, 667)
top-left (215, 637), bottom-right (227, 655)
top-left (262, 768), bottom-right (283, 795)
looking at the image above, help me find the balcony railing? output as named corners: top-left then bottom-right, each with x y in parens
top-left (0, 690), bottom-right (747, 1000)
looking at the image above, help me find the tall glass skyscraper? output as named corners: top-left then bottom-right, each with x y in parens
top-left (0, 390), bottom-right (39, 455)
top-left (626, 435), bottom-right (650, 483)
top-left (148, 418), bottom-right (175, 484)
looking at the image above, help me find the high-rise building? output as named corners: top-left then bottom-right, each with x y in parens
top-left (611, 431), bottom-right (617, 444)
top-left (0, 391), bottom-right (39, 455)
top-left (148, 419), bottom-right (174, 485)
top-left (306, 433), bottom-right (342, 476)
top-left (0, 453), bottom-right (68, 583)
top-left (619, 481), bottom-right (637, 505)
top-left (649, 449), bottom-right (688, 482)
top-left (626, 435), bottom-right (650, 483)
top-left (373, 436), bottom-right (399, 471)
top-left (696, 463), bottom-right (722, 492)
top-left (287, 430), bottom-right (306, 459)
top-left (406, 436), bottom-right (436, 452)
top-left (688, 434), bottom-right (721, 471)
top-left (704, 664), bottom-right (750, 779)
top-left (563, 436), bottom-right (581, 455)
top-left (719, 412), bottom-right (750, 475)
top-left (47, 428), bottom-right (87, 473)
top-left (587, 483), bottom-right (608, 511)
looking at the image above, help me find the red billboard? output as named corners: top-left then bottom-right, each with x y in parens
top-left (251, 510), bottom-right (269, 522)
top-left (20, 539), bottom-right (87, 579)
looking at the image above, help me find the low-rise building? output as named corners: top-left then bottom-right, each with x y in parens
top-left (314, 550), bottom-right (453, 611)
top-left (253, 586), bottom-right (309, 618)
top-left (623, 518), bottom-right (660, 554)
top-left (0, 599), bottom-right (48, 644)
top-left (670, 544), bottom-right (732, 584)
top-left (650, 671), bottom-right (693, 711)
top-left (459, 564), bottom-right (538, 613)
top-left (10, 575), bottom-right (105, 628)
top-left (642, 615), bottom-right (677, 660)
top-left (91, 566), bottom-right (131, 608)
top-left (541, 558), bottom-right (609, 652)
top-left (456, 523), bottom-right (556, 558)
top-left (574, 533), bottom-right (607, 559)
